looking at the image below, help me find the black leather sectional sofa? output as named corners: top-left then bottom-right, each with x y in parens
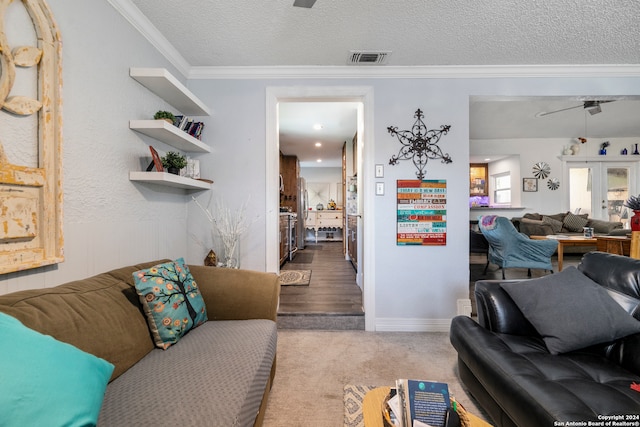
top-left (450, 252), bottom-right (640, 427)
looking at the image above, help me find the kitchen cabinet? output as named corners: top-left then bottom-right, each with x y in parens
top-left (347, 214), bottom-right (358, 270)
top-left (279, 214), bottom-right (289, 265)
top-left (280, 154), bottom-right (299, 213)
top-left (305, 211), bottom-right (344, 243)
top-left (128, 67), bottom-right (212, 191)
top-left (470, 163), bottom-right (488, 196)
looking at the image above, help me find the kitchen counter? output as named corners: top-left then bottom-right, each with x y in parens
top-left (470, 206), bottom-right (526, 210)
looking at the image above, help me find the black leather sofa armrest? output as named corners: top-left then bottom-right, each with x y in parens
top-left (475, 280), bottom-right (538, 336)
top-left (620, 333), bottom-right (640, 376)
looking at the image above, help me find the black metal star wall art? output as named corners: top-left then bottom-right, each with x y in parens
top-left (387, 108), bottom-right (452, 180)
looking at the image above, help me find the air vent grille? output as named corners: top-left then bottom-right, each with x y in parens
top-left (348, 51), bottom-right (391, 65)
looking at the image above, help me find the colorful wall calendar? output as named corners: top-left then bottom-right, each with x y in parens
top-left (397, 180), bottom-right (447, 246)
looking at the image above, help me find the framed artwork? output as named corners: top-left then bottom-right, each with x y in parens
top-left (148, 146), bottom-right (164, 172)
top-left (523, 178), bottom-right (538, 192)
top-left (397, 179), bottom-right (447, 246)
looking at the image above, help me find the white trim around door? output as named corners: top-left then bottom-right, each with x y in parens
top-left (265, 86), bottom-right (376, 331)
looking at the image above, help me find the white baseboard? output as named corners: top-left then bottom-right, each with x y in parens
top-left (374, 318), bottom-right (451, 332)
top-left (457, 298), bottom-right (472, 317)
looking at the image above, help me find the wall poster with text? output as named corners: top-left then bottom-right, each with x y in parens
top-left (397, 180), bottom-right (447, 246)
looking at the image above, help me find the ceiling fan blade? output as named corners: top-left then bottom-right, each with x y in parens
top-left (538, 100), bottom-right (615, 117)
top-left (293, 0), bottom-right (317, 7)
top-left (537, 104), bottom-right (584, 117)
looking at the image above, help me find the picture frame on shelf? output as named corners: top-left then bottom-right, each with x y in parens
top-left (523, 177), bottom-right (538, 192)
top-left (146, 146), bottom-right (164, 172)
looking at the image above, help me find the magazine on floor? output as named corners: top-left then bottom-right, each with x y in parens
top-left (393, 379), bottom-right (451, 427)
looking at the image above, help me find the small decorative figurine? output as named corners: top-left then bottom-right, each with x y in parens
top-left (204, 249), bottom-right (217, 267)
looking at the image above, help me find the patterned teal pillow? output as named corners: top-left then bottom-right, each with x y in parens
top-left (133, 258), bottom-right (208, 349)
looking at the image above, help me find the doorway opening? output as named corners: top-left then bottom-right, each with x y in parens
top-left (265, 86), bottom-right (375, 330)
top-left (278, 101), bottom-right (361, 325)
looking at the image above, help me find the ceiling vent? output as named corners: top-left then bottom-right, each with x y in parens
top-left (348, 51), bottom-right (391, 65)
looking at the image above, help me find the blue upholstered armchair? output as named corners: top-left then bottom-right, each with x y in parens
top-left (478, 215), bottom-right (558, 278)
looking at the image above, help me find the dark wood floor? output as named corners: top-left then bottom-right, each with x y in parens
top-left (278, 242), bottom-right (364, 315)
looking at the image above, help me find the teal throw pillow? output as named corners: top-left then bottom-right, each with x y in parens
top-left (0, 312), bottom-right (114, 427)
top-left (133, 258), bottom-right (208, 349)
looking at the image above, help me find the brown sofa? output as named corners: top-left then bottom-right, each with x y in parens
top-left (513, 212), bottom-right (624, 236)
top-left (512, 212), bottom-right (624, 253)
top-left (0, 260), bottom-right (280, 427)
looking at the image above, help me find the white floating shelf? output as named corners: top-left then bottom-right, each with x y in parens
top-left (130, 68), bottom-right (211, 116)
top-left (130, 120), bottom-right (210, 153)
top-left (129, 172), bottom-right (212, 190)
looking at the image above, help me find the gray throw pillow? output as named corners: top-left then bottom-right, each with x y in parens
top-left (542, 216), bottom-right (563, 233)
top-left (501, 267), bottom-right (640, 354)
top-left (563, 212), bottom-right (589, 232)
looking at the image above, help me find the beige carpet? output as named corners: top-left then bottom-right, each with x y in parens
top-left (261, 330), bottom-right (491, 427)
top-left (279, 269), bottom-right (312, 286)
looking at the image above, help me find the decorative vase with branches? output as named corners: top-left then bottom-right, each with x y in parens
top-left (192, 196), bottom-right (257, 268)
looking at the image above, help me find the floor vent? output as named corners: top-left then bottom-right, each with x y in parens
top-left (348, 50), bottom-right (391, 65)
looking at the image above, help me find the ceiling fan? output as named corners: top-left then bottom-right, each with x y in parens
top-left (293, 0), bottom-right (317, 8)
top-left (537, 100), bottom-right (614, 117)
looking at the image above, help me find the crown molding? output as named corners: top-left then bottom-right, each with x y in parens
top-left (188, 64), bottom-right (640, 80)
top-left (107, 0), bottom-right (190, 78)
top-left (108, 1), bottom-right (640, 81)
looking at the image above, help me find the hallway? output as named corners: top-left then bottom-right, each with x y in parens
top-left (278, 242), bottom-right (364, 329)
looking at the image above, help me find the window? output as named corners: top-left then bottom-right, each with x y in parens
top-left (494, 173), bottom-right (511, 205)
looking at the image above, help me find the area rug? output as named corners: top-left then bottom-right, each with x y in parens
top-left (279, 269), bottom-right (312, 286)
top-left (343, 384), bottom-right (377, 427)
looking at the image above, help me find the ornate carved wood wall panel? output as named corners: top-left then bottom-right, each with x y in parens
top-left (0, 0), bottom-right (63, 274)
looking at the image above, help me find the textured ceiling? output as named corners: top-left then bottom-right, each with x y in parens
top-left (279, 102), bottom-right (358, 168)
top-left (129, 0), bottom-right (640, 67)
top-left (470, 97), bottom-right (640, 140)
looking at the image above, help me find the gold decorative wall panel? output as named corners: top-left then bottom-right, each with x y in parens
top-left (0, 0), bottom-right (63, 274)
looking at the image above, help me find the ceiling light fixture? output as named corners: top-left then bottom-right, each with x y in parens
top-left (316, 159), bottom-right (322, 163)
top-left (584, 101), bottom-right (602, 115)
top-left (313, 124), bottom-right (323, 130)
top-left (315, 142), bottom-right (322, 147)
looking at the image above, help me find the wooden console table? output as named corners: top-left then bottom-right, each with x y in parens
top-left (305, 210), bottom-right (344, 243)
top-left (596, 235), bottom-right (631, 256)
top-left (596, 232), bottom-right (640, 259)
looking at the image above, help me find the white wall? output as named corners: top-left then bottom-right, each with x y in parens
top-left (3, 0), bottom-right (640, 331)
top-left (301, 167), bottom-right (342, 207)
top-left (0, 0), bottom-right (192, 293)
top-left (186, 76), bottom-right (640, 331)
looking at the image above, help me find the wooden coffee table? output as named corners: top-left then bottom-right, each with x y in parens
top-left (362, 386), bottom-right (492, 427)
top-left (530, 235), bottom-right (597, 271)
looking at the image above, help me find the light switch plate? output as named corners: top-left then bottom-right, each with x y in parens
top-left (375, 164), bottom-right (384, 178)
top-left (376, 182), bottom-right (384, 195)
